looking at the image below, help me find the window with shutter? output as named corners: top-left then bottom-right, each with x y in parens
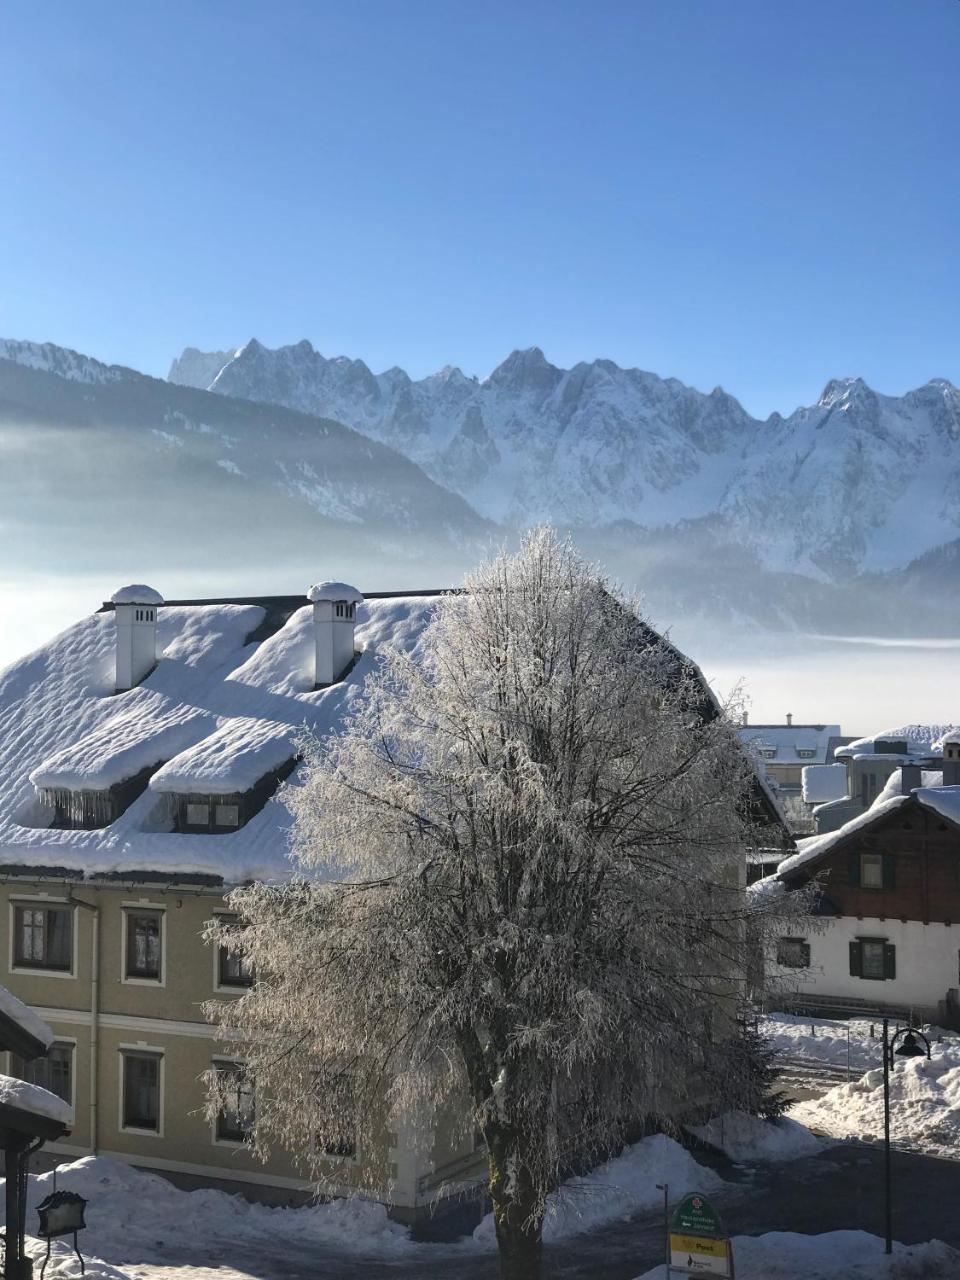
top-left (858, 938), bottom-right (887, 980)
top-left (883, 943), bottom-right (897, 980)
top-left (849, 939), bottom-right (862, 977)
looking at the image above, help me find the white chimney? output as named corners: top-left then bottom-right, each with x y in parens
top-left (786, 712), bottom-right (793, 727)
top-left (742, 711), bottom-right (748, 727)
top-left (942, 735), bottom-right (960, 787)
top-left (111, 584), bottom-right (164, 692)
top-left (307, 581), bottom-right (363, 687)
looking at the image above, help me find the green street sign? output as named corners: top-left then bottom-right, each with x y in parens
top-left (671, 1192), bottom-right (724, 1239)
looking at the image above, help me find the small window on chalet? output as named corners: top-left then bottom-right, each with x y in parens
top-left (125, 909), bottom-right (163, 981)
top-left (851, 852), bottom-right (895, 890)
top-left (760, 747), bottom-right (777, 759)
top-left (13, 904), bottom-right (73, 972)
top-left (850, 937), bottom-right (896, 981)
top-left (776, 937), bottom-right (810, 969)
top-left (797, 749), bottom-right (815, 759)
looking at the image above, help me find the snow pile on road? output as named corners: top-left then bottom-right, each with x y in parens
top-left (474, 1133), bottom-right (723, 1245)
top-left (689, 1111), bottom-right (821, 1162)
top-left (790, 1057), bottom-right (960, 1159)
top-left (2, 1156), bottom-right (414, 1267)
top-left (634, 1230), bottom-right (960, 1279)
top-left (762, 1012), bottom-right (960, 1074)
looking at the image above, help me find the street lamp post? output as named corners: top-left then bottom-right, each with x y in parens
top-left (882, 1018), bottom-right (931, 1255)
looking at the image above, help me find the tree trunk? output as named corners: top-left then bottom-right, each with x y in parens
top-left (489, 1144), bottom-right (544, 1280)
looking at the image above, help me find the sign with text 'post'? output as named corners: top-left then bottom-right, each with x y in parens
top-left (668, 1193), bottom-right (732, 1278)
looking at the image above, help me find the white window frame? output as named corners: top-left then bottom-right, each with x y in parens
top-left (8, 896), bottom-right (77, 979)
top-left (119, 1043), bottom-right (165, 1138)
top-left (210, 1056), bottom-right (255, 1149)
top-left (120, 901), bottom-right (167, 987)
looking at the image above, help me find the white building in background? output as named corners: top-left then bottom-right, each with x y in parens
top-left (809, 724), bottom-right (960, 835)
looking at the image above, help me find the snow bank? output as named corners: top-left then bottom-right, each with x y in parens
top-left (688, 1111), bottom-right (821, 1162)
top-left (790, 1056), bottom-right (960, 1159)
top-left (0, 1073), bottom-right (73, 1125)
top-left (3, 1156), bottom-right (414, 1263)
top-left (474, 1134), bottom-right (723, 1245)
top-left (0, 983), bottom-right (54, 1049)
top-left (633, 1231), bottom-right (960, 1279)
top-left (762, 1012), bottom-right (960, 1074)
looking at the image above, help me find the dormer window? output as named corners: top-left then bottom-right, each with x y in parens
top-left (37, 764), bottom-right (155, 831)
top-left (172, 759), bottom-right (296, 835)
top-left (797, 749), bottom-right (815, 759)
top-left (761, 748), bottom-right (777, 760)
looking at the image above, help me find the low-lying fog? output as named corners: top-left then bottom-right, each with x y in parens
top-left (2, 576), bottom-right (955, 736)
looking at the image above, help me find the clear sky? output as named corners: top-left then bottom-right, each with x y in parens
top-left (1, 0), bottom-right (957, 418)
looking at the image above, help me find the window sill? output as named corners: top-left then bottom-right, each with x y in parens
top-left (11, 965), bottom-right (76, 980)
top-left (122, 976), bottom-right (165, 987)
top-left (120, 1124), bottom-right (163, 1138)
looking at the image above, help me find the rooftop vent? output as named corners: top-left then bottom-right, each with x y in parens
top-left (307, 581), bottom-right (363, 687)
top-left (111, 584), bottom-right (164, 692)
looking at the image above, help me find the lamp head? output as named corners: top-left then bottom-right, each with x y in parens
top-left (895, 1031), bottom-right (926, 1059)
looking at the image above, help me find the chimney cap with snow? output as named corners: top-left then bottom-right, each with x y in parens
top-left (111, 584), bottom-right (164, 606)
top-left (307, 581), bottom-right (364, 604)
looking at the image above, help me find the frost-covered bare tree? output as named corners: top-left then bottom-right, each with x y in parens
top-left (206, 528), bottom-right (796, 1280)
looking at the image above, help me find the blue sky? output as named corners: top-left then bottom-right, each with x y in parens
top-left (1, 0), bottom-right (957, 418)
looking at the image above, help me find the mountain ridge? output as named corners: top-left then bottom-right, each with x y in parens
top-left (167, 337), bottom-right (960, 578)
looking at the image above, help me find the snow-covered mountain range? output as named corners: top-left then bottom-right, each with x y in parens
top-left (0, 343), bottom-right (489, 592)
top-left (169, 339), bottom-right (960, 581)
top-left (2, 334), bottom-right (958, 638)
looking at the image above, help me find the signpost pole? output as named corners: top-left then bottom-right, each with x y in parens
top-left (656, 1183), bottom-right (670, 1278)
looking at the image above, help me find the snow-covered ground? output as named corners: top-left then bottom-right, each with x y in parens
top-left (6, 1156), bottom-right (415, 1280)
top-left (1, 1123), bottom-right (813, 1278)
top-left (762, 1011), bottom-right (960, 1075)
top-left (634, 1231), bottom-right (960, 1279)
top-left (688, 1111), bottom-right (821, 1162)
top-left (474, 1133), bottom-right (724, 1246)
top-left (791, 1057), bottom-right (960, 1160)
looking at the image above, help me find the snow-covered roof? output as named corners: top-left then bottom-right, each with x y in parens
top-left (110, 584), bottom-right (164, 606)
top-left (0, 596), bottom-right (436, 884)
top-left (778, 768), bottom-right (958, 879)
top-left (0, 1072), bottom-right (73, 1126)
top-left (0, 984), bottom-right (54, 1051)
top-left (150, 718), bottom-right (296, 795)
top-left (30, 703), bottom-right (212, 791)
top-left (836, 723), bottom-right (959, 761)
top-left (306, 581), bottom-right (364, 604)
top-left (801, 762), bottom-right (848, 804)
top-left (739, 724), bottom-right (841, 766)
